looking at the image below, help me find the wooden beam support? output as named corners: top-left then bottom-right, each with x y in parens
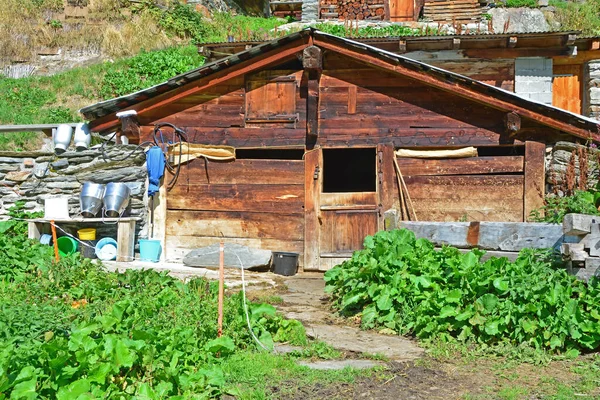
top-left (524, 141), bottom-right (546, 221)
top-left (505, 111), bottom-right (521, 137)
top-left (398, 40), bottom-right (407, 53)
top-left (566, 34), bottom-right (576, 46)
top-left (303, 45), bottom-right (323, 71)
top-left (304, 148), bottom-right (322, 271)
top-left (452, 38), bottom-right (461, 50)
top-left (508, 36), bottom-right (518, 48)
top-left (347, 85), bottom-right (357, 114)
top-left (313, 36), bottom-right (598, 141)
top-left (88, 37), bottom-right (310, 132)
top-left (307, 71), bottom-right (320, 139)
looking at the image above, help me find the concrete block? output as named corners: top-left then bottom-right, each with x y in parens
top-left (562, 242), bottom-right (588, 262)
top-left (563, 213), bottom-right (600, 235)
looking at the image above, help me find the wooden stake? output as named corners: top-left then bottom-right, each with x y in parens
top-left (217, 241), bottom-right (224, 337)
top-left (50, 220), bottom-right (59, 263)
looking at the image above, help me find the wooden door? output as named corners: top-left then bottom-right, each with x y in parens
top-left (304, 148), bottom-right (382, 271)
top-left (553, 64), bottom-right (582, 114)
top-left (389, 0), bottom-right (414, 21)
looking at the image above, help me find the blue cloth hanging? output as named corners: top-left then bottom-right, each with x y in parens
top-left (146, 146), bottom-right (165, 197)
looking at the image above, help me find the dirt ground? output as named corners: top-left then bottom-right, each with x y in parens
top-left (246, 274), bottom-right (600, 400)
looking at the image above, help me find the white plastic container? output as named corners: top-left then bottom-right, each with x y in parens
top-left (53, 124), bottom-right (73, 154)
top-left (44, 197), bottom-right (70, 220)
top-left (73, 123), bottom-right (91, 151)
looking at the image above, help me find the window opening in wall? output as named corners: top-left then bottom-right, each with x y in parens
top-left (236, 149), bottom-right (304, 160)
top-left (477, 146), bottom-right (525, 156)
top-left (323, 148), bottom-right (376, 193)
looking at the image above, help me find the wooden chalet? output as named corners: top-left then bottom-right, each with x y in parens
top-left (80, 29), bottom-right (600, 271)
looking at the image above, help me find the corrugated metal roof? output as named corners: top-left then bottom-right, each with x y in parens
top-left (80, 28), bottom-right (599, 136)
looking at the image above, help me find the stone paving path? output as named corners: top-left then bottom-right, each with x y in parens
top-left (276, 274), bottom-right (424, 362)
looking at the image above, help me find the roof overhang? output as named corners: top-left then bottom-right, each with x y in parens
top-left (81, 28), bottom-right (600, 142)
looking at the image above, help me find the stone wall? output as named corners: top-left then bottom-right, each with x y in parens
top-left (546, 141), bottom-right (600, 195)
top-left (0, 145), bottom-right (149, 245)
top-left (588, 61), bottom-right (600, 121)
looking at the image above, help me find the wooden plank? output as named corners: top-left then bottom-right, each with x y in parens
top-left (169, 158), bottom-right (304, 186)
top-left (390, 0), bottom-right (414, 21)
top-left (347, 85), bottom-right (357, 114)
top-left (166, 236), bottom-right (303, 262)
top-left (400, 221), bottom-right (563, 251)
top-left (151, 175), bottom-right (168, 261)
top-left (395, 156), bottom-right (524, 176)
top-left (524, 141), bottom-right (546, 222)
top-left (319, 210), bottom-right (379, 255)
top-left (403, 175), bottom-right (524, 222)
top-left (141, 126), bottom-right (307, 148)
top-left (378, 144), bottom-right (398, 216)
top-left (320, 192), bottom-right (378, 207)
top-left (307, 74), bottom-right (319, 137)
top-left (552, 64), bottom-right (582, 114)
top-left (304, 148), bottom-right (322, 271)
top-left (117, 220), bottom-right (136, 262)
top-left (168, 184), bottom-right (304, 213)
top-left (166, 210), bottom-right (304, 241)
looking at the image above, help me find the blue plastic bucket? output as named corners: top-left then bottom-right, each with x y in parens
top-left (139, 239), bottom-right (161, 262)
top-left (95, 237), bottom-right (118, 261)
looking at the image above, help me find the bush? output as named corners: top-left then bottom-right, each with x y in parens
top-left (324, 229), bottom-right (600, 354)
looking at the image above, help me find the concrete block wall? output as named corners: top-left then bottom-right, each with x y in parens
top-left (515, 57), bottom-right (553, 105)
top-left (588, 60), bottom-right (600, 120)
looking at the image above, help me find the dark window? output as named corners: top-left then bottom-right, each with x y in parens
top-left (323, 148), bottom-right (376, 193)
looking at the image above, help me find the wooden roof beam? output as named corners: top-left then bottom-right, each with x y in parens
top-left (508, 36), bottom-right (517, 48)
top-left (88, 37), bottom-right (311, 132)
top-left (312, 36), bottom-right (598, 141)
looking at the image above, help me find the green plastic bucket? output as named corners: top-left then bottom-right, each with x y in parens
top-left (57, 236), bottom-right (78, 256)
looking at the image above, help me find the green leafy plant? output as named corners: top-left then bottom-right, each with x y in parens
top-left (531, 190), bottom-right (600, 224)
top-left (0, 217), bottom-right (308, 398)
top-left (503, 0), bottom-right (538, 8)
top-left (324, 229), bottom-right (600, 354)
top-left (550, 0), bottom-right (600, 36)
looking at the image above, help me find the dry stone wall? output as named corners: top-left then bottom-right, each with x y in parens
top-left (588, 61), bottom-right (600, 121)
top-left (546, 141), bottom-right (600, 195)
top-left (0, 145), bottom-right (149, 244)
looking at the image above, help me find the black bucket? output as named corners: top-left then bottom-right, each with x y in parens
top-left (272, 252), bottom-right (299, 276)
top-left (79, 240), bottom-right (98, 259)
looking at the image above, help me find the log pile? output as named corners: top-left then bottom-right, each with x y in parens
top-left (320, 0), bottom-right (386, 20)
top-left (422, 0), bottom-right (483, 23)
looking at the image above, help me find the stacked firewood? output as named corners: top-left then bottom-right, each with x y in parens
top-left (320, 0), bottom-right (386, 20)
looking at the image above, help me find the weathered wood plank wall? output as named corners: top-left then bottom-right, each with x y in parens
top-left (166, 158), bottom-right (305, 261)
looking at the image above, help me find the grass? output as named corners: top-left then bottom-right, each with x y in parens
top-left (550, 0), bottom-right (600, 37)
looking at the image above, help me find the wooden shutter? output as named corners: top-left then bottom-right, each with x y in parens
top-left (552, 64), bottom-right (582, 114)
top-left (245, 72), bottom-right (297, 126)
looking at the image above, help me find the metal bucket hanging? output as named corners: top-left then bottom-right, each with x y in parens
top-left (53, 124), bottom-right (73, 154)
top-left (80, 182), bottom-right (105, 217)
top-left (103, 183), bottom-right (131, 217)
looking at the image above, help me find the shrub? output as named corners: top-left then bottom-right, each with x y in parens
top-left (324, 229), bottom-right (600, 353)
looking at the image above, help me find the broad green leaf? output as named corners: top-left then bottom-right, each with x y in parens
top-left (361, 304), bottom-right (377, 328)
top-left (376, 290), bottom-right (393, 311)
top-left (445, 289), bottom-right (462, 304)
top-left (0, 220), bottom-right (15, 234)
top-left (251, 304), bottom-right (276, 318)
top-left (549, 335), bottom-right (563, 349)
top-left (205, 336), bottom-right (235, 355)
top-left (492, 278), bottom-right (509, 292)
top-left (484, 319), bottom-right (500, 335)
top-left (341, 292), bottom-right (363, 308)
top-left (114, 340), bottom-right (135, 368)
top-left (10, 379), bottom-right (37, 400)
top-left (439, 305), bottom-right (457, 318)
top-left (57, 379), bottom-right (90, 400)
top-left (135, 383), bottom-right (158, 400)
top-left (476, 294), bottom-right (499, 314)
top-left (521, 318), bottom-right (537, 334)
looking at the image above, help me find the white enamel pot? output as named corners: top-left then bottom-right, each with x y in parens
top-left (54, 124), bottom-right (73, 154)
top-left (73, 123), bottom-right (91, 151)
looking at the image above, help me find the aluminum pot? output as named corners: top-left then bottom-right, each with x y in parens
top-left (73, 123), bottom-right (91, 151)
top-left (54, 124), bottom-right (73, 154)
top-left (80, 182), bottom-right (105, 217)
top-left (103, 183), bottom-right (131, 217)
